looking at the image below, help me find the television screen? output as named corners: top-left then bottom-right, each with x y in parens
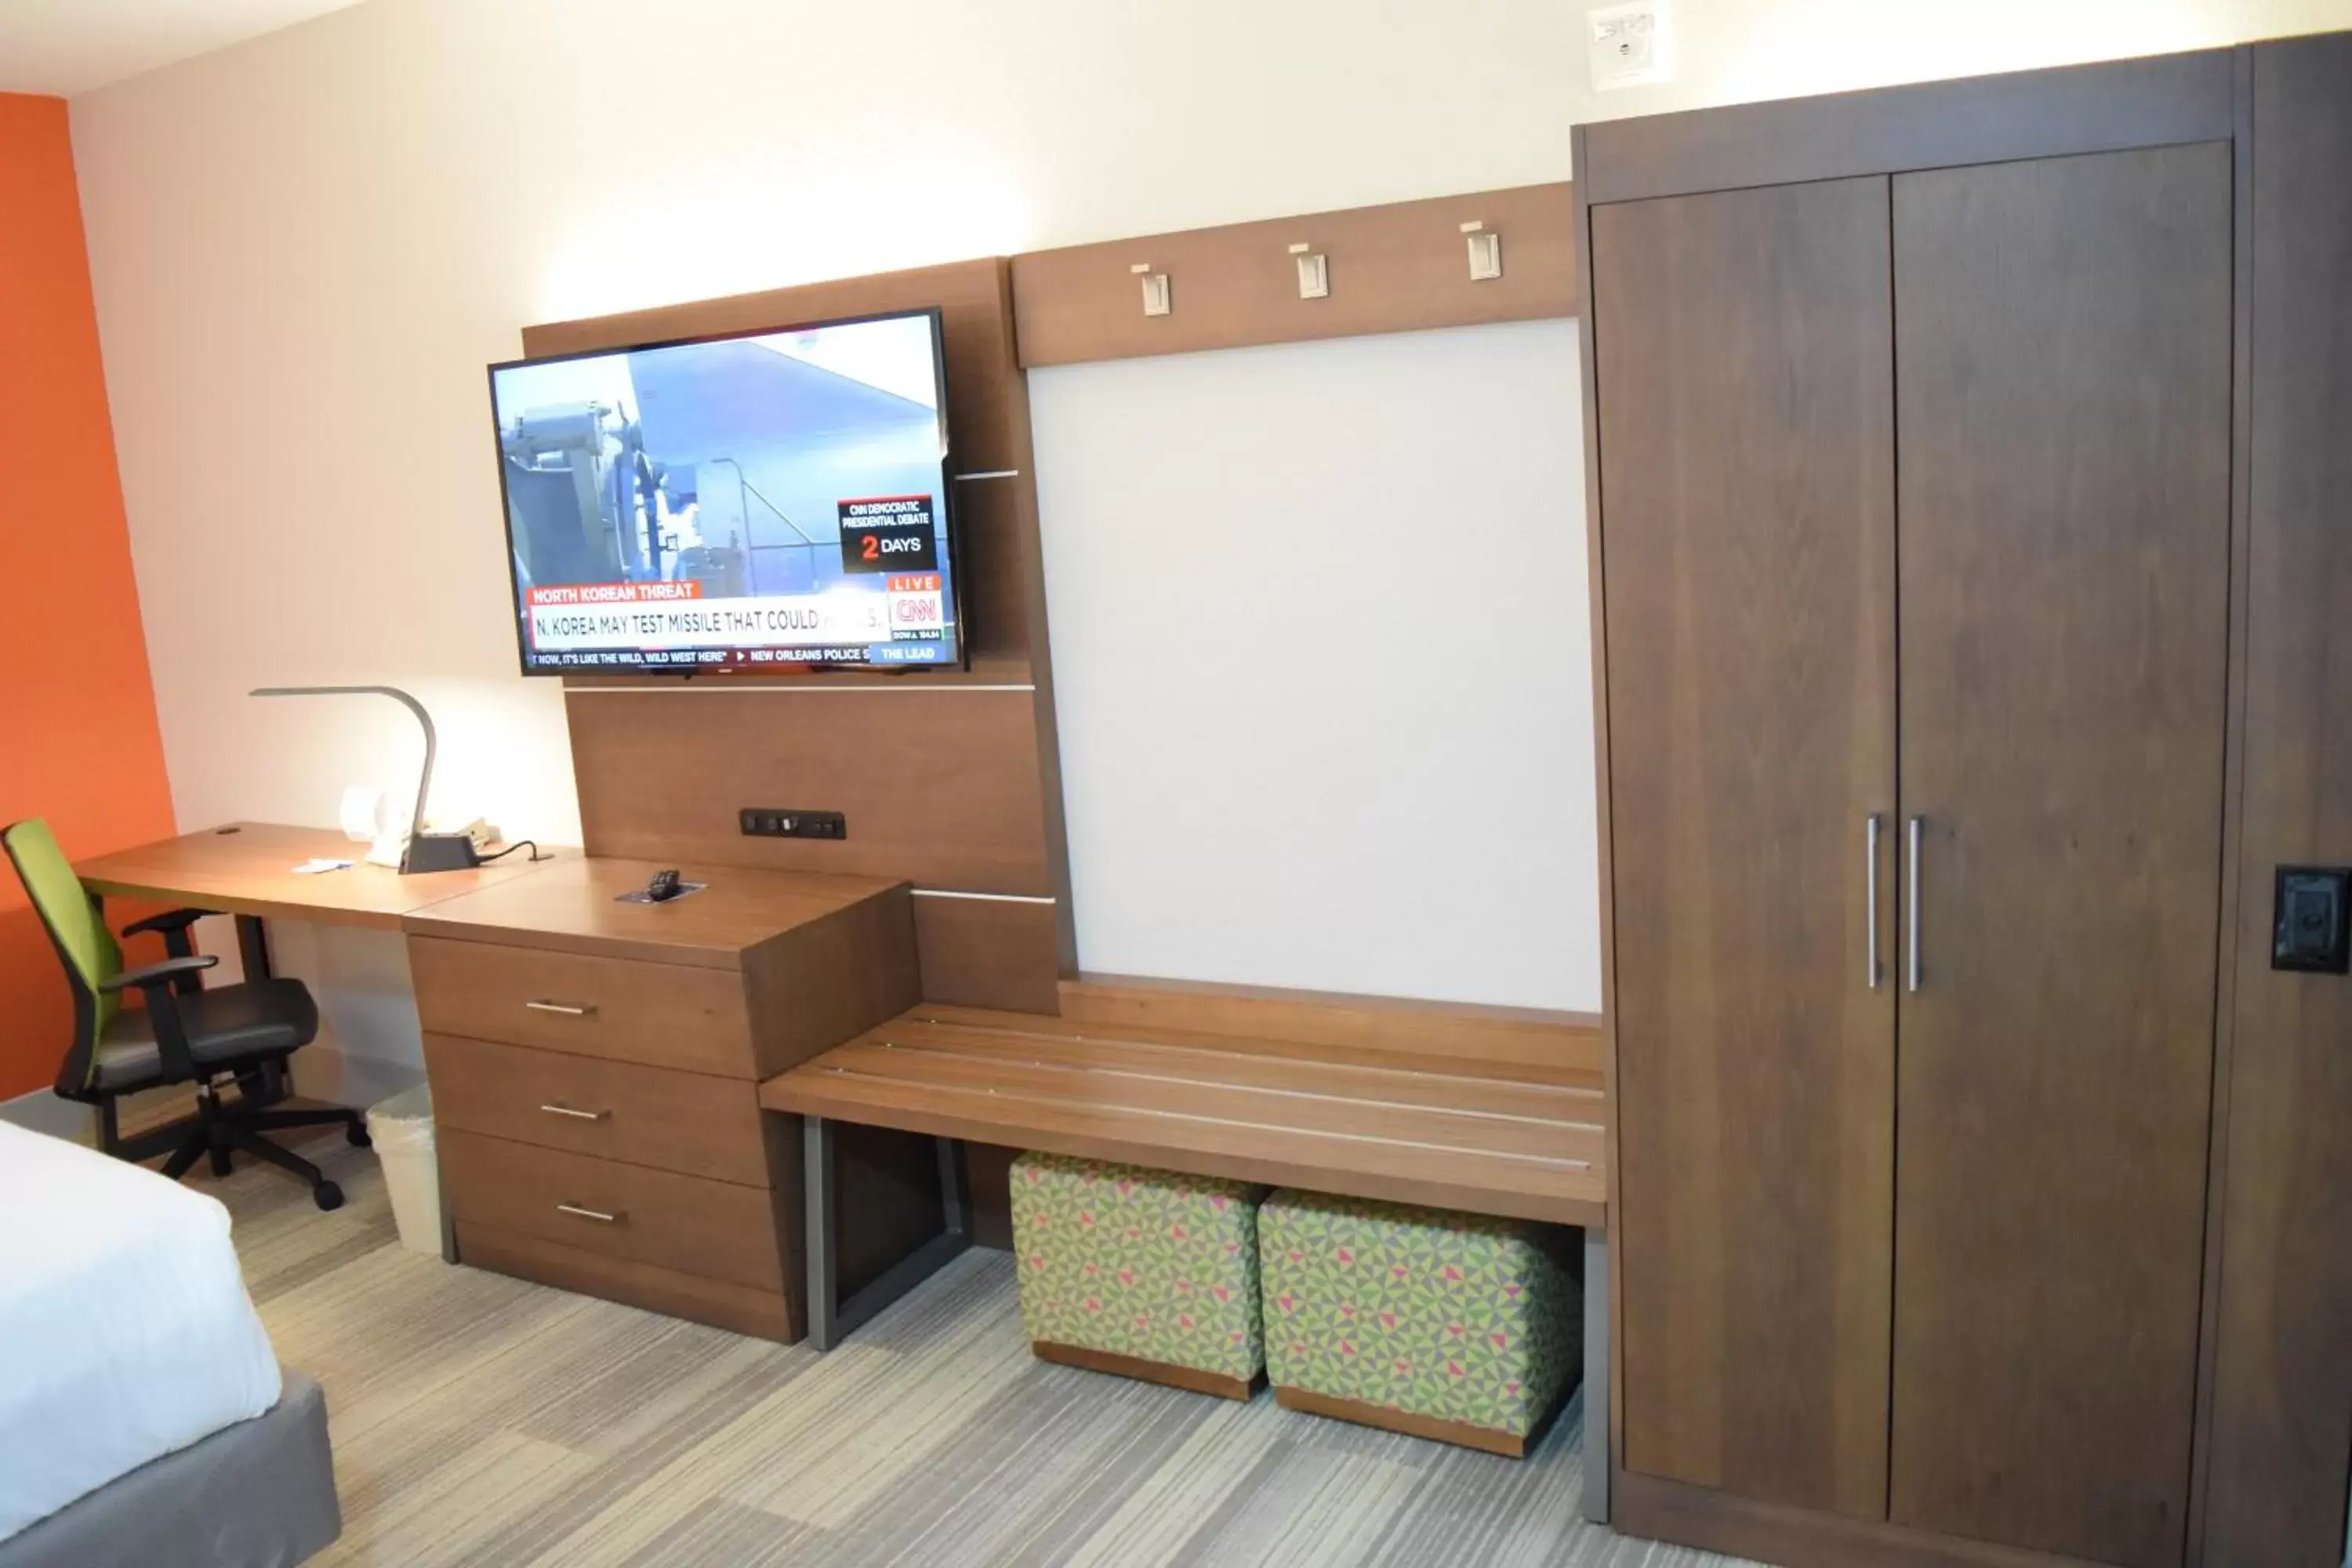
top-left (488, 308), bottom-right (963, 674)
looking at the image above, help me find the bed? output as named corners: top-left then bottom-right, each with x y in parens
top-left (0, 1120), bottom-right (340, 1568)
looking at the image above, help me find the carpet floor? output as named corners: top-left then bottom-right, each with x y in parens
top-left (206, 1138), bottom-right (1752, 1567)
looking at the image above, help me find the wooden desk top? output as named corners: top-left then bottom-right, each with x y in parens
top-left (400, 855), bottom-right (909, 969)
top-left (75, 822), bottom-right (558, 930)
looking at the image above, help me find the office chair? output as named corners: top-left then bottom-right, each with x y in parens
top-left (4, 818), bottom-right (369, 1210)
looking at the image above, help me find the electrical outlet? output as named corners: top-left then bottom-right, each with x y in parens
top-left (738, 808), bottom-right (847, 841)
top-left (1589, 0), bottom-right (1672, 90)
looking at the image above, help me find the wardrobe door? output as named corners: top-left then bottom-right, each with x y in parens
top-left (1889, 144), bottom-right (2233, 1568)
top-left (1595, 177), bottom-right (1897, 1519)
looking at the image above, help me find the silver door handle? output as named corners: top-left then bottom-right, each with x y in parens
top-left (1866, 814), bottom-right (1883, 989)
top-left (526, 1000), bottom-right (595, 1017)
top-left (539, 1104), bottom-right (608, 1121)
top-left (1907, 815), bottom-right (1925, 993)
top-left (555, 1203), bottom-right (619, 1223)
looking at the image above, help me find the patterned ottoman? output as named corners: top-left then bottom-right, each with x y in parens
top-left (1009, 1152), bottom-right (1268, 1399)
top-left (1259, 1190), bottom-right (1581, 1455)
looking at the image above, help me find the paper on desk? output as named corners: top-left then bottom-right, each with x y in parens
top-left (290, 858), bottom-right (354, 875)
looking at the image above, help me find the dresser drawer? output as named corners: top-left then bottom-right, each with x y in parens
top-left (409, 936), bottom-right (752, 1076)
top-left (423, 1033), bottom-right (772, 1188)
top-left (441, 1129), bottom-right (786, 1292)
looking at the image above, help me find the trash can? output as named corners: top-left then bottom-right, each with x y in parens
top-left (367, 1083), bottom-right (441, 1257)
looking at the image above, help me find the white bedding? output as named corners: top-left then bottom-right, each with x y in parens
top-left (0, 1121), bottom-right (281, 1541)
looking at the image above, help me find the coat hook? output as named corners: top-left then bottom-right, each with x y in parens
top-left (1288, 241), bottom-right (1330, 300)
top-left (1462, 220), bottom-right (1502, 281)
top-left (1131, 262), bottom-right (1171, 317)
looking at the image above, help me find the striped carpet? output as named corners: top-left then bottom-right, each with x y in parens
top-left (207, 1138), bottom-right (1753, 1567)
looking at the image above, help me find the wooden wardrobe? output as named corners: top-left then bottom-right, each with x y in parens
top-left (1577, 35), bottom-right (2352, 1568)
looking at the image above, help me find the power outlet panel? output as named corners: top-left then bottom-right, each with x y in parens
top-left (739, 808), bottom-right (847, 841)
top-left (1589, 0), bottom-right (1671, 91)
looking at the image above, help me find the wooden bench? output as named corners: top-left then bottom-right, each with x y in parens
top-left (758, 982), bottom-right (1613, 1522)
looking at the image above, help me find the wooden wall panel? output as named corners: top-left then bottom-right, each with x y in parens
top-left (2201, 33), bottom-right (2352, 1566)
top-left (520, 260), bottom-right (1023, 467)
top-left (526, 259), bottom-right (1074, 1005)
top-left (566, 686), bottom-right (1051, 895)
top-left (951, 477), bottom-right (1035, 667)
top-left (1011, 183), bottom-right (1575, 368)
top-left (913, 895), bottom-right (1061, 1013)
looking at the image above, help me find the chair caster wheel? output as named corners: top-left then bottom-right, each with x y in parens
top-left (347, 1124), bottom-right (372, 1148)
top-left (314, 1181), bottom-right (345, 1212)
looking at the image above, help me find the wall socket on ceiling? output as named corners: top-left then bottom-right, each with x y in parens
top-left (1589, 0), bottom-right (1673, 91)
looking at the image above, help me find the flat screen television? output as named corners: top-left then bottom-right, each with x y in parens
top-left (487, 307), bottom-right (964, 674)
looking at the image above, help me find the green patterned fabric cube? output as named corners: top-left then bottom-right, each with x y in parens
top-left (1260, 1190), bottom-right (1580, 1444)
top-left (1010, 1152), bottom-right (1267, 1384)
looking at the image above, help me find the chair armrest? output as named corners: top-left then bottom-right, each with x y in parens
top-left (122, 907), bottom-right (210, 939)
top-left (99, 956), bottom-right (220, 1081)
top-left (122, 907), bottom-right (213, 975)
top-left (98, 954), bottom-right (220, 991)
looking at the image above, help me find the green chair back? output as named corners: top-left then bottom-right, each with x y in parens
top-left (3, 818), bottom-right (123, 1084)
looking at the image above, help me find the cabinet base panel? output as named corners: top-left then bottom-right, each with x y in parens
top-left (456, 1218), bottom-right (799, 1343)
top-left (1614, 1471), bottom-right (2108, 1568)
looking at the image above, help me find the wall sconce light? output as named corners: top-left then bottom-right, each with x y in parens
top-left (1463, 220), bottom-right (1503, 281)
top-left (1289, 242), bottom-right (1330, 299)
top-left (1131, 261), bottom-right (1171, 317)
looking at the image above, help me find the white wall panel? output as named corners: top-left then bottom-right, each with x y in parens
top-left (1031, 322), bottom-right (1597, 1010)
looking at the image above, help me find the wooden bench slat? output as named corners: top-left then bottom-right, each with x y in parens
top-left (911, 1004), bottom-right (1605, 1088)
top-left (815, 1040), bottom-right (1603, 1164)
top-left (760, 1007), bottom-right (1610, 1228)
top-left (1055, 978), bottom-right (1606, 1084)
top-left (763, 1063), bottom-right (1605, 1228)
top-left (863, 1016), bottom-right (1609, 1122)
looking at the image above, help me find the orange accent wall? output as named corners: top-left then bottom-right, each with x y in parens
top-left (0, 94), bottom-right (176, 1100)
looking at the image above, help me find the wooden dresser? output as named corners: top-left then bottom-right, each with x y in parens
top-left (400, 857), bottom-right (924, 1341)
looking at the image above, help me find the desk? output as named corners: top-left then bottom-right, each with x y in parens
top-left (77, 822), bottom-right (553, 930)
top-left (77, 822), bottom-right (557, 978)
top-left (78, 823), bottom-right (933, 1339)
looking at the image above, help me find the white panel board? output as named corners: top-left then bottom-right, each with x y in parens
top-left (1029, 321), bottom-right (1599, 1011)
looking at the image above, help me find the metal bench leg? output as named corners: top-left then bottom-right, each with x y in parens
top-left (804, 1118), bottom-right (971, 1352)
top-left (805, 1116), bottom-right (843, 1349)
top-left (1582, 1224), bottom-right (1611, 1526)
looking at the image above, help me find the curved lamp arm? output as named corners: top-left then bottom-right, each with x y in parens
top-left (249, 684), bottom-right (437, 851)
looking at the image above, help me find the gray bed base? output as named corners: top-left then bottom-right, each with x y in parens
top-left (0, 1368), bottom-right (339, 1568)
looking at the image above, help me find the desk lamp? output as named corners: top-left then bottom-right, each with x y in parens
top-left (249, 684), bottom-right (482, 873)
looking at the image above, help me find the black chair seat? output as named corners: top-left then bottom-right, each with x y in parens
top-left (93, 979), bottom-right (320, 1090)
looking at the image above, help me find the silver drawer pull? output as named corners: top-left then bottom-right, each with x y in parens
top-left (1907, 815), bottom-right (1926, 993)
top-left (539, 1103), bottom-right (608, 1121)
top-left (556, 1203), bottom-right (620, 1223)
top-left (1864, 812), bottom-right (1883, 990)
top-left (526, 1000), bottom-right (596, 1017)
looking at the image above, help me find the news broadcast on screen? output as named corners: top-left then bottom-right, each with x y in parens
top-left (488, 307), bottom-right (964, 674)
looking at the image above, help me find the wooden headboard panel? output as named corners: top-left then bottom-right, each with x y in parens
top-left (524, 258), bottom-right (1073, 1014)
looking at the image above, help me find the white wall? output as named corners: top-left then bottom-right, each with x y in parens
top-left (67, 0), bottom-right (1599, 1044)
top-left (67, 0), bottom-right (2352, 1044)
top-left (1033, 322), bottom-right (1595, 1010)
top-left (69, 0), bottom-right (1592, 866)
